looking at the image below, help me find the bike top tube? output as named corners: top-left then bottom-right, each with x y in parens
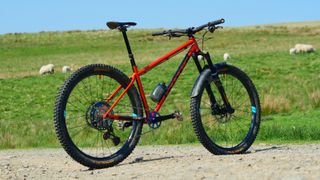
top-left (137, 38), bottom-right (197, 75)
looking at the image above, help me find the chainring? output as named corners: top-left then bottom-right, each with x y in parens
top-left (148, 112), bottom-right (161, 129)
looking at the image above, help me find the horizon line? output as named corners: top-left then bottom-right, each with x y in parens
top-left (1, 20), bottom-right (319, 35)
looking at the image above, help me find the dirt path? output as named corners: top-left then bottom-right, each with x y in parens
top-left (1, 144), bottom-right (320, 180)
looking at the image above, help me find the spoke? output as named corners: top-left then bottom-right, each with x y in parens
top-left (67, 124), bottom-right (88, 130)
top-left (96, 75), bottom-right (100, 100)
top-left (223, 119), bottom-right (228, 146)
top-left (94, 130), bottom-right (101, 157)
top-left (235, 109), bottom-right (251, 114)
top-left (66, 114), bottom-right (86, 121)
top-left (231, 76), bottom-right (235, 105)
top-left (106, 76), bottom-right (113, 99)
top-left (100, 132), bottom-right (107, 157)
top-left (81, 78), bottom-right (94, 103)
top-left (232, 85), bottom-right (244, 103)
top-left (88, 77), bottom-right (94, 103)
top-left (230, 115), bottom-right (250, 136)
top-left (101, 75), bottom-right (105, 100)
top-left (69, 125), bottom-right (90, 139)
top-left (104, 139), bottom-right (112, 155)
top-left (67, 100), bottom-right (88, 111)
top-left (231, 90), bottom-right (248, 108)
top-left (67, 102), bottom-right (86, 113)
top-left (74, 85), bottom-right (93, 105)
top-left (66, 109), bottom-right (85, 113)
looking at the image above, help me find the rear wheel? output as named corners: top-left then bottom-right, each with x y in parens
top-left (190, 65), bottom-right (260, 154)
top-left (54, 64), bottom-right (143, 169)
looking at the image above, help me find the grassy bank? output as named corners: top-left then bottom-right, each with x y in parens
top-left (1, 22), bottom-right (320, 149)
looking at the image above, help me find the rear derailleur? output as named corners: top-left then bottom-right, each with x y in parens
top-left (103, 127), bottom-right (121, 146)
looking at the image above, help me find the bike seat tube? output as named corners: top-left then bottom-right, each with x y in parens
top-left (121, 28), bottom-right (137, 67)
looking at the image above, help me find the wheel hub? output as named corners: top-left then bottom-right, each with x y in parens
top-left (212, 106), bottom-right (232, 124)
top-left (86, 101), bottom-right (113, 130)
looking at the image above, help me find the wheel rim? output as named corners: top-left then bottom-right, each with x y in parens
top-left (199, 70), bottom-right (257, 149)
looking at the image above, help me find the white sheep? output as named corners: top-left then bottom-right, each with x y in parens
top-left (290, 44), bottom-right (315, 54)
top-left (39, 64), bottom-right (54, 75)
top-left (223, 53), bottom-right (230, 61)
top-left (289, 48), bottom-right (296, 55)
top-left (62, 66), bottom-right (72, 73)
top-left (295, 44), bottom-right (315, 53)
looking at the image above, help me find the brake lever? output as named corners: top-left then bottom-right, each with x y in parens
top-left (208, 26), bottom-right (223, 33)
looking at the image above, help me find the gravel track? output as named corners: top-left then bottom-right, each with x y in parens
top-left (1, 144), bottom-right (320, 180)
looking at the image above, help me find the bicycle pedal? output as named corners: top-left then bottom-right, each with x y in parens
top-left (174, 111), bottom-right (183, 121)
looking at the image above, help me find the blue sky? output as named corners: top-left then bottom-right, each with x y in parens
top-left (1, 0), bottom-right (319, 34)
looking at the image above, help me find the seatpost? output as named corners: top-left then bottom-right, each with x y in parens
top-left (120, 27), bottom-right (137, 67)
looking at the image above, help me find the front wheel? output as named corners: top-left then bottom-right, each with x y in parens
top-left (190, 65), bottom-right (261, 154)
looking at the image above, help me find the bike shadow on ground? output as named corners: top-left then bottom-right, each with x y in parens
top-left (83, 155), bottom-right (182, 171)
top-left (116, 145), bottom-right (285, 167)
top-left (127, 155), bottom-right (177, 165)
top-left (84, 146), bottom-right (286, 171)
top-left (246, 145), bottom-right (285, 154)
top-left (122, 146), bottom-right (285, 165)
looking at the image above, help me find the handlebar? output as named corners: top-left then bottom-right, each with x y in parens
top-left (152, 31), bottom-right (166, 36)
top-left (194, 18), bottom-right (225, 33)
top-left (151, 29), bottom-right (188, 36)
top-left (152, 18), bottom-right (225, 37)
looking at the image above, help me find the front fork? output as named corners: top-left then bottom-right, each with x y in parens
top-left (192, 52), bottom-right (234, 114)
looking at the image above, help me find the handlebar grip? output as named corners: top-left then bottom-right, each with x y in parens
top-left (209, 18), bottom-right (225, 26)
top-left (152, 31), bottom-right (166, 36)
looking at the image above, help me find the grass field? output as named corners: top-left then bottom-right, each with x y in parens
top-left (1, 22), bottom-right (320, 149)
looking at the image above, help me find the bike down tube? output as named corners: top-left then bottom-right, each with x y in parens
top-left (154, 40), bottom-right (200, 112)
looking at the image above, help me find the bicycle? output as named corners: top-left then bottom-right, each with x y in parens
top-left (54, 19), bottom-right (261, 169)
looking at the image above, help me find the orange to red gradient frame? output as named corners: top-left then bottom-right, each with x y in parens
top-left (102, 37), bottom-right (200, 121)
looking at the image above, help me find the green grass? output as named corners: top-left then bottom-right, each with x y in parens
top-left (1, 22), bottom-right (320, 149)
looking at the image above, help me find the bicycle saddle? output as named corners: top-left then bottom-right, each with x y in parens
top-left (106, 21), bottom-right (137, 30)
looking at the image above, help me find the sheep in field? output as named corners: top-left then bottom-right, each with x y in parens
top-left (39, 64), bottom-right (54, 75)
top-left (223, 53), bottom-right (231, 61)
top-left (290, 44), bottom-right (315, 54)
top-left (62, 66), bottom-right (71, 73)
top-left (289, 48), bottom-right (296, 55)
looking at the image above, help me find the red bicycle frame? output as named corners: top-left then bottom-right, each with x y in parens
top-left (102, 36), bottom-right (200, 122)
